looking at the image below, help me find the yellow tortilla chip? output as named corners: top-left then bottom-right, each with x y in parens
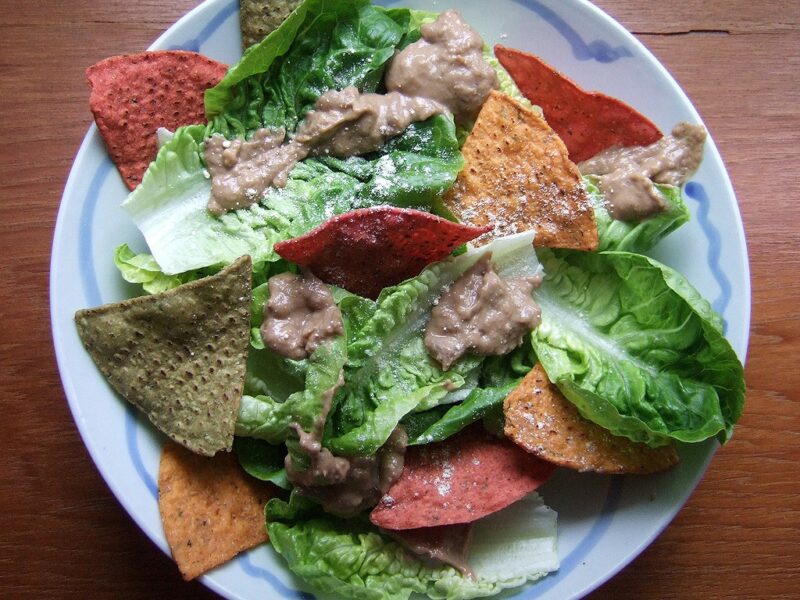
top-left (444, 91), bottom-right (598, 250)
top-left (158, 442), bottom-right (278, 580)
top-left (504, 365), bottom-right (678, 474)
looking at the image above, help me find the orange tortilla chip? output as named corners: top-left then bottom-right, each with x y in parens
top-left (443, 91), bottom-right (598, 250)
top-left (504, 365), bottom-right (679, 474)
top-left (158, 442), bottom-right (277, 580)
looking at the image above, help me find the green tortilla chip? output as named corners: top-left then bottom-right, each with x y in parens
top-left (75, 256), bottom-right (252, 457)
top-left (240, 0), bottom-right (302, 49)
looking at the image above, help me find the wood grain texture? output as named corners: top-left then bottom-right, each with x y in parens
top-left (0, 0), bottom-right (797, 598)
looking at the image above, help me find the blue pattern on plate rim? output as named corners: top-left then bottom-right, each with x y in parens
top-left (74, 0), bottom-right (728, 597)
top-left (510, 0), bottom-right (632, 62)
top-left (685, 182), bottom-right (732, 331)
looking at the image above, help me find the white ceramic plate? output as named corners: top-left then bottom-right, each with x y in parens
top-left (51, 1), bottom-right (750, 598)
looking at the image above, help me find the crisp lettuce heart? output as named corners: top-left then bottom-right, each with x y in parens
top-left (532, 248), bottom-right (744, 446)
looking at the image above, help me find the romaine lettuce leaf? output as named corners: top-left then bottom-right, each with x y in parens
top-left (123, 0), bottom-right (463, 279)
top-left (233, 436), bottom-right (290, 489)
top-left (532, 248), bottom-right (745, 446)
top-left (324, 232), bottom-right (542, 456)
top-left (236, 335), bottom-right (347, 443)
top-left (407, 380), bottom-right (520, 445)
top-left (586, 176), bottom-right (690, 253)
top-left (405, 339), bottom-right (535, 444)
top-left (485, 51), bottom-right (534, 111)
top-left (266, 492), bottom-right (558, 600)
top-left (205, 0), bottom-right (408, 135)
top-left (120, 125), bottom-right (307, 275)
top-left (113, 243), bottom-right (205, 294)
top-left (121, 116), bottom-right (462, 277)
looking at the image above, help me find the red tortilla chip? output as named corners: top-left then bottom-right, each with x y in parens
top-left (87, 51), bottom-right (228, 189)
top-left (495, 45), bottom-right (662, 162)
top-left (370, 425), bottom-right (555, 530)
top-left (274, 207), bottom-right (492, 299)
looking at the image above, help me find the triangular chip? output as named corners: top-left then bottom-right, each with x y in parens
top-left (495, 45), bottom-right (662, 162)
top-left (158, 442), bottom-right (277, 580)
top-left (87, 51), bottom-right (228, 189)
top-left (503, 364), bottom-right (679, 474)
top-left (370, 425), bottom-right (555, 530)
top-left (74, 256), bottom-right (252, 457)
top-left (275, 206), bottom-right (491, 299)
top-left (442, 91), bottom-right (598, 250)
top-left (240, 0), bottom-right (302, 49)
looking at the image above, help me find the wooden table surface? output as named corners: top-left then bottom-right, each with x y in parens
top-left (1, 0), bottom-right (798, 598)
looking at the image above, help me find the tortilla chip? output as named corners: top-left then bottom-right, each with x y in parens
top-left (442, 91), bottom-right (598, 251)
top-left (275, 206), bottom-right (491, 299)
top-left (370, 425), bottom-right (555, 530)
top-left (240, 0), bottom-right (302, 49)
top-left (74, 256), bottom-right (252, 457)
top-left (495, 45), bottom-right (662, 163)
top-left (503, 365), bottom-right (679, 474)
top-left (158, 442), bottom-right (277, 580)
top-left (87, 51), bottom-right (228, 189)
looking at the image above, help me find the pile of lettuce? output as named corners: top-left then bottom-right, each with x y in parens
top-left (114, 1), bottom-right (745, 598)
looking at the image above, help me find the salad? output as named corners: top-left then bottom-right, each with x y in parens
top-left (69, 1), bottom-right (746, 599)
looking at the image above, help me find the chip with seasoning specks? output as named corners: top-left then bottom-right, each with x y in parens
top-left (74, 256), bottom-right (252, 457)
top-left (274, 206), bottom-right (492, 299)
top-left (86, 51), bottom-right (228, 189)
top-left (158, 442), bottom-right (278, 580)
top-left (504, 364), bottom-right (679, 474)
top-left (240, 0), bottom-right (302, 49)
top-left (442, 91), bottom-right (598, 251)
top-left (370, 425), bottom-right (555, 530)
top-left (494, 45), bottom-right (663, 163)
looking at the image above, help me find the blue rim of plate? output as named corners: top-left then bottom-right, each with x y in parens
top-left (51, 0), bottom-right (750, 599)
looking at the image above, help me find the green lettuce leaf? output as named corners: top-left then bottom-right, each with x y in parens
top-left (243, 345), bottom-right (307, 401)
top-left (406, 339), bottom-right (535, 445)
top-left (532, 248), bottom-right (745, 446)
top-left (113, 243), bottom-right (206, 294)
top-left (120, 124), bottom-right (307, 275)
top-left (586, 176), bottom-right (690, 253)
top-left (324, 232), bottom-right (541, 455)
top-left (407, 380), bottom-right (520, 445)
top-left (123, 0), bottom-right (463, 278)
top-left (233, 436), bottom-right (289, 489)
top-left (266, 493), bottom-right (558, 600)
top-left (236, 335), bottom-right (347, 443)
top-left (205, 0), bottom-right (407, 135)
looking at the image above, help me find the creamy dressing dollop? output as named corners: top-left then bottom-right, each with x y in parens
top-left (384, 9), bottom-right (498, 124)
top-left (425, 255), bottom-right (542, 371)
top-left (578, 122), bottom-right (707, 221)
top-left (261, 270), bottom-right (344, 361)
